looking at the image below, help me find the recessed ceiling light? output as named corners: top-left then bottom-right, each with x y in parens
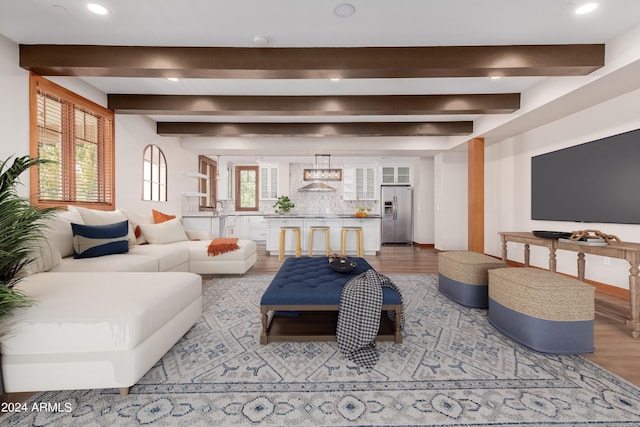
top-left (334, 3), bottom-right (355, 17)
top-left (330, 78), bottom-right (341, 82)
top-left (575, 2), bottom-right (598, 15)
top-left (490, 75), bottom-right (502, 80)
top-left (166, 77), bottom-right (179, 82)
top-left (87, 3), bottom-right (109, 15)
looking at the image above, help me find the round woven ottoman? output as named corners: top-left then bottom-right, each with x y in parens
top-left (488, 267), bottom-right (594, 354)
top-left (438, 251), bottom-right (506, 308)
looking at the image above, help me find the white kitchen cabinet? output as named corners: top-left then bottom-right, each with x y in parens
top-left (222, 215), bottom-right (238, 238)
top-left (239, 215), bottom-right (268, 241)
top-left (381, 166), bottom-right (411, 185)
top-left (260, 166), bottom-right (278, 200)
top-left (343, 166), bottom-right (377, 200)
top-left (182, 216), bottom-right (221, 238)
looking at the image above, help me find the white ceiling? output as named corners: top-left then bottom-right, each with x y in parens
top-left (2, 0), bottom-right (640, 157)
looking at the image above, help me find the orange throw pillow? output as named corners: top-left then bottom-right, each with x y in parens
top-left (152, 209), bottom-right (176, 224)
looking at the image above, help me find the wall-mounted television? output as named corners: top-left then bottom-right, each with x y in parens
top-left (531, 127), bottom-right (640, 225)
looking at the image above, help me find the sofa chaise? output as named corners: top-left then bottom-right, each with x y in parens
top-left (0, 206), bottom-right (256, 395)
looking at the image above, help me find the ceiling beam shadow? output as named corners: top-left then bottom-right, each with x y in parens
top-left (109, 94), bottom-right (520, 115)
top-left (20, 44), bottom-right (604, 79)
top-left (156, 121), bottom-right (473, 137)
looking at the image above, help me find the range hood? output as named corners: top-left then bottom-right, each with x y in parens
top-left (298, 154), bottom-right (339, 192)
top-left (298, 181), bottom-right (336, 192)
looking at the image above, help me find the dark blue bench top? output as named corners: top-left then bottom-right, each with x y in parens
top-left (260, 256), bottom-right (402, 306)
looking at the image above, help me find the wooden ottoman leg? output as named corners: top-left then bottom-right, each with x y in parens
top-left (394, 307), bottom-right (403, 343)
top-left (260, 307), bottom-right (269, 344)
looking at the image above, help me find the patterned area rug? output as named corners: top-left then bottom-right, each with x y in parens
top-left (6, 274), bottom-right (640, 426)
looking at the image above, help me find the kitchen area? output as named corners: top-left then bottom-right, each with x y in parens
top-left (182, 155), bottom-right (417, 257)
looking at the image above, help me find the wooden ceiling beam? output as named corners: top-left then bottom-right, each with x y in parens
top-left (109, 94), bottom-right (520, 115)
top-left (20, 44), bottom-right (604, 79)
top-left (156, 121), bottom-right (473, 137)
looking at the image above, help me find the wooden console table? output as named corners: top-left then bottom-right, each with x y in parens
top-left (499, 231), bottom-right (640, 339)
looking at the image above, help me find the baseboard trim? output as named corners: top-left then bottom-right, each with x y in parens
top-left (413, 242), bottom-right (434, 248)
top-left (503, 259), bottom-right (630, 300)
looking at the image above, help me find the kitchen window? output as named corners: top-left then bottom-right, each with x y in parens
top-left (235, 166), bottom-right (259, 211)
top-left (199, 155), bottom-right (217, 209)
top-left (30, 73), bottom-right (114, 209)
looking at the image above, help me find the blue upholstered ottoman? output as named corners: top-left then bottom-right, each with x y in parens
top-left (488, 267), bottom-right (595, 354)
top-left (438, 251), bottom-right (506, 308)
top-left (260, 256), bottom-right (403, 344)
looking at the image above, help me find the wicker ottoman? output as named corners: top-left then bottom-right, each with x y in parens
top-left (488, 267), bottom-right (594, 354)
top-left (438, 251), bottom-right (506, 308)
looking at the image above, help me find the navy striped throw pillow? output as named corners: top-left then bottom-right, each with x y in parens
top-left (71, 220), bottom-right (130, 259)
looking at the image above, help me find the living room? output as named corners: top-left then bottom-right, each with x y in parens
top-left (2, 1), bottom-right (640, 426)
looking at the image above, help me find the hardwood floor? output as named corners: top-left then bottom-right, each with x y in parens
top-left (243, 243), bottom-right (640, 387)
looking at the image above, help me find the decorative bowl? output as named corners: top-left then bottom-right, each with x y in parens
top-left (329, 258), bottom-right (357, 273)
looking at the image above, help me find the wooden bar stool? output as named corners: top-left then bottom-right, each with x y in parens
top-left (341, 226), bottom-right (364, 257)
top-left (279, 226), bottom-right (301, 261)
top-left (308, 226), bottom-right (331, 256)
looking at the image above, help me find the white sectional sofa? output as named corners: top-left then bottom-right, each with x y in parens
top-left (0, 207), bottom-right (257, 395)
top-left (2, 272), bottom-right (202, 396)
top-left (40, 206), bottom-right (258, 275)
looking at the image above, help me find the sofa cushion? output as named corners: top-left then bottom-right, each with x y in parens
top-left (173, 239), bottom-right (257, 274)
top-left (3, 272), bottom-right (202, 355)
top-left (69, 206), bottom-right (137, 247)
top-left (20, 238), bottom-right (63, 276)
top-left (120, 209), bottom-right (153, 245)
top-left (129, 244), bottom-right (189, 272)
top-left (50, 253), bottom-right (158, 272)
top-left (138, 218), bottom-right (188, 245)
top-left (42, 209), bottom-right (84, 258)
top-left (71, 221), bottom-right (130, 259)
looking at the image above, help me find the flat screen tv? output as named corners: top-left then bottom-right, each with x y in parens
top-left (531, 127), bottom-right (640, 225)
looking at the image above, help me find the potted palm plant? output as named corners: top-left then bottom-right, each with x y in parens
top-left (0, 155), bottom-right (56, 399)
top-left (0, 156), bottom-right (56, 338)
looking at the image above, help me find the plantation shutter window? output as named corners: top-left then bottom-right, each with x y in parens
top-left (30, 73), bottom-right (115, 210)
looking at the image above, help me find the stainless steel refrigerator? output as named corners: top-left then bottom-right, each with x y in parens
top-left (381, 185), bottom-right (413, 243)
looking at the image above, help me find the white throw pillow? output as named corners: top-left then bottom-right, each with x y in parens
top-left (20, 238), bottom-right (63, 276)
top-left (69, 206), bottom-right (137, 247)
top-left (41, 209), bottom-right (85, 258)
top-left (120, 209), bottom-right (154, 244)
top-left (185, 229), bottom-right (214, 241)
top-left (138, 218), bottom-right (188, 245)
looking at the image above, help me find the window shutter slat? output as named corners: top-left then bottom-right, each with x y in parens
top-left (31, 74), bottom-right (114, 208)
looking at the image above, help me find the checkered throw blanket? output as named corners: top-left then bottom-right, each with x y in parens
top-left (336, 269), bottom-right (404, 370)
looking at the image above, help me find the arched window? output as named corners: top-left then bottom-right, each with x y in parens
top-left (142, 144), bottom-right (167, 201)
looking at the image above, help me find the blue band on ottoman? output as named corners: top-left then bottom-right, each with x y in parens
top-left (488, 298), bottom-right (594, 355)
top-left (438, 273), bottom-right (488, 308)
top-left (71, 220), bottom-right (130, 259)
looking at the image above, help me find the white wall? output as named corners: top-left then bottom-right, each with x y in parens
top-left (0, 34), bottom-right (195, 215)
top-left (434, 152), bottom-right (468, 250)
top-left (116, 115), bottom-right (196, 215)
top-left (413, 157), bottom-right (434, 244)
top-left (0, 34), bottom-right (30, 197)
top-left (485, 87), bottom-right (640, 290)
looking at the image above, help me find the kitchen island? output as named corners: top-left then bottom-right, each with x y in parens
top-left (265, 214), bottom-right (381, 256)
